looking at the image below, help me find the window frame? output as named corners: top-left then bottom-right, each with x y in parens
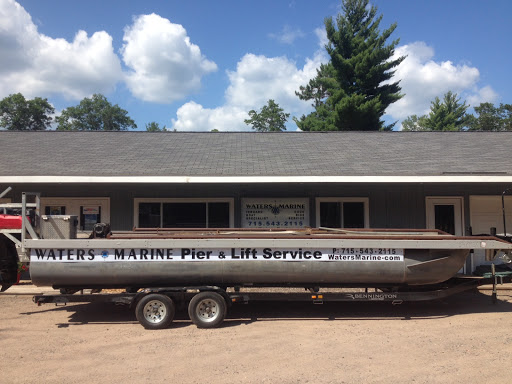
top-left (315, 197), bottom-right (370, 228)
top-left (133, 197), bottom-right (235, 228)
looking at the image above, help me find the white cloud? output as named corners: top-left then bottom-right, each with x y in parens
top-left (0, 3), bottom-right (216, 104)
top-left (268, 25), bottom-right (305, 45)
top-left (314, 27), bottom-right (328, 49)
top-left (385, 42), bottom-right (496, 122)
top-left (171, 37), bottom-right (329, 131)
top-left (467, 85), bottom-right (498, 107)
top-left (121, 14), bottom-right (217, 103)
top-left (225, 54), bottom-right (313, 112)
top-left (172, 102), bottom-right (249, 132)
top-left (0, 0), bottom-right (122, 100)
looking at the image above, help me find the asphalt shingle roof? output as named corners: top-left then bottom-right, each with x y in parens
top-left (0, 131), bottom-right (511, 177)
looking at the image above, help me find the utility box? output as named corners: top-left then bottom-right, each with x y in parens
top-left (40, 215), bottom-right (78, 239)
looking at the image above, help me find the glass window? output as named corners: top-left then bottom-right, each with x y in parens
top-left (434, 205), bottom-right (456, 234)
top-left (208, 202), bottom-right (230, 228)
top-left (320, 202), bottom-right (341, 228)
top-left (343, 202), bottom-right (365, 228)
top-left (163, 203), bottom-right (206, 228)
top-left (80, 206), bottom-right (101, 231)
top-left (45, 206), bottom-right (66, 215)
top-left (318, 200), bottom-right (367, 228)
top-left (137, 200), bottom-right (232, 228)
top-left (139, 203), bottom-right (161, 228)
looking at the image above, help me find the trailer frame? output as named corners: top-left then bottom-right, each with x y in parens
top-left (32, 273), bottom-right (512, 329)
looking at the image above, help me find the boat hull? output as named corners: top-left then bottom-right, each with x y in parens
top-left (30, 248), bottom-right (469, 288)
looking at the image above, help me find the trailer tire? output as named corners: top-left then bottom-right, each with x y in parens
top-left (136, 294), bottom-right (175, 330)
top-left (188, 291), bottom-right (227, 329)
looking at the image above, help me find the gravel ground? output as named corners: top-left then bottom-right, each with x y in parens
top-left (1, 288), bottom-right (512, 384)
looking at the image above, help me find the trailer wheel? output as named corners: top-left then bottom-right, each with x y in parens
top-left (136, 294), bottom-right (175, 330)
top-left (188, 292), bottom-right (227, 329)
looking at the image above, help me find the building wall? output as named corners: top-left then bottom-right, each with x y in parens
top-left (3, 182), bottom-right (511, 233)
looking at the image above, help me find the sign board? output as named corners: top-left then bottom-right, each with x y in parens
top-left (82, 206), bottom-right (100, 215)
top-left (241, 198), bottom-right (309, 228)
top-left (31, 248), bottom-right (404, 262)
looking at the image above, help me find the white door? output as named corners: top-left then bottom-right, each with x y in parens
top-left (426, 197), bottom-right (465, 273)
top-left (470, 195), bottom-right (512, 269)
top-left (426, 197), bottom-right (464, 236)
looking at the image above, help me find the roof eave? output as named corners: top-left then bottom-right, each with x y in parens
top-left (1, 176), bottom-right (512, 184)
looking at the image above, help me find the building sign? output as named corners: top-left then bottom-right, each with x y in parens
top-left (241, 198), bottom-right (309, 228)
top-left (82, 206), bottom-right (100, 215)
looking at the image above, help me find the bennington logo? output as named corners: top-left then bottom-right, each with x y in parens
top-left (246, 203), bottom-right (306, 215)
top-left (344, 293), bottom-right (398, 301)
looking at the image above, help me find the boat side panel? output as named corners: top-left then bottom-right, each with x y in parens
top-left (30, 249), bottom-right (468, 288)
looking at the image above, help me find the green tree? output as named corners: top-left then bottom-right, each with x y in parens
top-left (402, 91), bottom-right (471, 131)
top-left (401, 114), bottom-right (429, 131)
top-left (56, 94), bottom-right (136, 131)
top-left (296, 63), bottom-right (338, 109)
top-left (467, 102), bottom-right (512, 131)
top-left (244, 99), bottom-right (290, 132)
top-left (0, 93), bottom-right (55, 131)
top-left (295, 0), bottom-right (404, 131)
top-left (146, 122), bottom-right (166, 131)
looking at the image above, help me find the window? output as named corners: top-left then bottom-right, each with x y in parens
top-left (135, 199), bottom-right (233, 228)
top-left (80, 206), bottom-right (101, 231)
top-left (163, 203), bottom-right (206, 228)
top-left (138, 203), bottom-right (160, 228)
top-left (41, 198), bottom-right (110, 235)
top-left (316, 198), bottom-right (369, 228)
top-left (45, 206), bottom-right (66, 215)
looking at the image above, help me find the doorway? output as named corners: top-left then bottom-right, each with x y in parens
top-left (426, 197), bottom-right (464, 236)
top-left (426, 197), bottom-right (465, 273)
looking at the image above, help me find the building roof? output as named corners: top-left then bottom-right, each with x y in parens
top-left (1, 131), bottom-right (511, 183)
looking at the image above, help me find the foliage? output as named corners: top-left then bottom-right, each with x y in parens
top-left (467, 102), bottom-right (512, 131)
top-left (296, 63), bottom-right (338, 109)
top-left (401, 114), bottom-right (428, 131)
top-left (55, 94), bottom-right (137, 131)
top-left (402, 91), bottom-right (471, 131)
top-left (295, 0), bottom-right (404, 131)
top-left (244, 99), bottom-right (290, 132)
top-left (146, 122), bottom-right (166, 131)
top-left (0, 93), bottom-right (55, 131)
top-left (17, 262), bottom-right (29, 274)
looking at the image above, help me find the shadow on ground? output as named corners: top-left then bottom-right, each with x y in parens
top-left (19, 289), bottom-right (512, 328)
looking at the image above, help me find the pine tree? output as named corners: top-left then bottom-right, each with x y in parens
top-left (295, 0), bottom-right (404, 131)
top-left (402, 92), bottom-right (471, 131)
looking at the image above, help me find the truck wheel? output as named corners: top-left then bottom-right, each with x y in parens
top-left (136, 294), bottom-right (175, 330)
top-left (188, 292), bottom-right (227, 329)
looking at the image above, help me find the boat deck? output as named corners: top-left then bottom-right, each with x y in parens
top-left (106, 227), bottom-right (508, 243)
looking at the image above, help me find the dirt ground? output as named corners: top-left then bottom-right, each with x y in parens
top-left (1, 288), bottom-right (512, 384)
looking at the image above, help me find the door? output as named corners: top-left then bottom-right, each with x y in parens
top-left (469, 195), bottom-right (512, 270)
top-left (426, 197), bottom-right (465, 273)
top-left (426, 197), bottom-right (464, 236)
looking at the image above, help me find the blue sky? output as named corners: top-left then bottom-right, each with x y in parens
top-left (1, 0), bottom-right (511, 131)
